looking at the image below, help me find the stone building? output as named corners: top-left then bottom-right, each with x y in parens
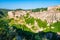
top-left (48, 5), bottom-right (60, 10)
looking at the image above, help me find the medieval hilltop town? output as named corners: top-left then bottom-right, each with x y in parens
top-left (8, 5), bottom-right (60, 24)
top-left (8, 5), bottom-right (60, 33)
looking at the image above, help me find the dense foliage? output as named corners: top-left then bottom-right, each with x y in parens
top-left (32, 8), bottom-right (47, 12)
top-left (51, 21), bottom-right (60, 32)
top-left (36, 19), bottom-right (47, 28)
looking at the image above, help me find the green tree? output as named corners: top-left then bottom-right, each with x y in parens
top-left (51, 21), bottom-right (60, 32)
top-left (36, 19), bottom-right (47, 28)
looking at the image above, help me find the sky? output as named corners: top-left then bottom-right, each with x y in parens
top-left (0, 0), bottom-right (60, 9)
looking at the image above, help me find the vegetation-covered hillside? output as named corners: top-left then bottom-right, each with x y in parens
top-left (32, 8), bottom-right (47, 12)
top-left (0, 8), bottom-right (60, 40)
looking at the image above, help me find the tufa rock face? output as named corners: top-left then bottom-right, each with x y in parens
top-left (8, 5), bottom-right (60, 24)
